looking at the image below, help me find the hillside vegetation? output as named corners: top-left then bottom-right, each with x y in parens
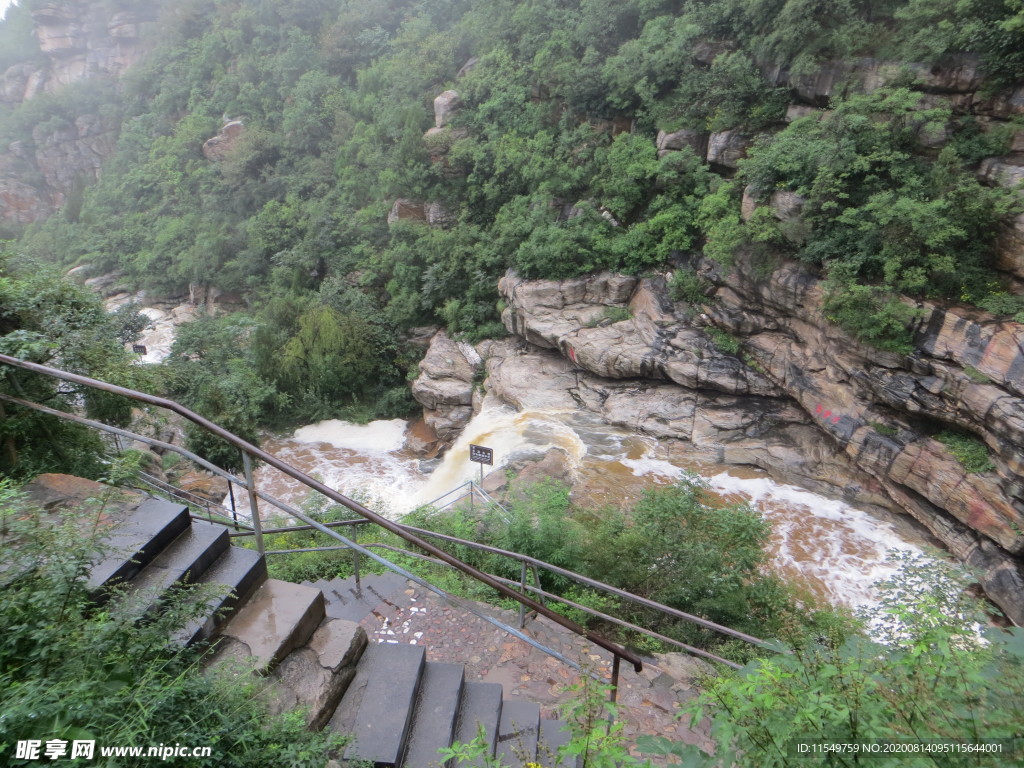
top-left (0, 0), bottom-right (1022, 427)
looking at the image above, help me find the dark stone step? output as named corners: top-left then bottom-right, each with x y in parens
top-left (173, 546), bottom-right (268, 646)
top-left (331, 643), bottom-right (426, 767)
top-left (495, 700), bottom-right (540, 768)
top-left (451, 682), bottom-right (503, 767)
top-left (402, 662), bottom-right (465, 768)
top-left (89, 499), bottom-right (192, 590)
top-left (537, 719), bottom-right (572, 766)
top-left (321, 572), bottom-right (409, 622)
top-left (126, 524), bottom-right (229, 599)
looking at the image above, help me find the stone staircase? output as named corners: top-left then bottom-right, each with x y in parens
top-left (304, 576), bottom-right (573, 768)
top-left (24, 475), bottom-right (573, 768)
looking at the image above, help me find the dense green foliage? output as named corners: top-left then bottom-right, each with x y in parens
top-left (397, 476), bottom-right (849, 661)
top-left (0, 481), bottom-right (343, 767)
top-left (0, 0), bottom-right (1019, 414)
top-left (638, 554), bottom-right (1024, 766)
top-left (934, 429), bottom-right (996, 474)
top-left (0, 253), bottom-right (150, 479)
top-left (725, 89), bottom-right (1021, 349)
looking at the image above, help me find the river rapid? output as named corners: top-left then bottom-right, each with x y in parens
top-left (251, 400), bottom-right (937, 620)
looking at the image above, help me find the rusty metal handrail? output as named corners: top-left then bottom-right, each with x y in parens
top-left (397, 518), bottom-right (773, 650)
top-left (0, 353), bottom-right (643, 673)
top-left (359, 541), bottom-right (746, 669)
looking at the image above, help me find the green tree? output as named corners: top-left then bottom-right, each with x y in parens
top-left (165, 314), bottom-right (281, 471)
top-left (0, 255), bottom-right (150, 479)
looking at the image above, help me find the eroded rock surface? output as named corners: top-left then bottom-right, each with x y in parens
top-left (487, 264), bottom-right (1024, 624)
top-left (409, 331), bottom-right (482, 446)
top-left (202, 121), bottom-right (246, 162)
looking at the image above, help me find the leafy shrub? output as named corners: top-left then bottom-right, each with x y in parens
top-left (823, 281), bottom-right (919, 354)
top-left (668, 269), bottom-right (712, 304)
top-left (640, 554), bottom-right (1024, 767)
top-left (0, 482), bottom-right (343, 767)
top-left (406, 475), bottom-right (853, 660)
top-left (707, 327), bottom-right (741, 355)
top-left (602, 306), bottom-right (633, 324)
top-left (870, 421), bottom-right (899, 437)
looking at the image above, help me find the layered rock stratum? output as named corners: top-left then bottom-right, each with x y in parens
top-left (412, 260), bottom-right (1024, 624)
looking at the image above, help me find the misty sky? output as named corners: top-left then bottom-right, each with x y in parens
top-left (1, 1), bottom-right (15, 20)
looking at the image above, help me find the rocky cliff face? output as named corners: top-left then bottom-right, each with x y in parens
top-left (2, 2), bottom-right (154, 106)
top-left (412, 261), bottom-right (1024, 625)
top-left (0, 1), bottom-right (156, 229)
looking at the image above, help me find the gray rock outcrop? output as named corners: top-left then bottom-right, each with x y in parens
top-left (433, 90), bottom-right (461, 128)
top-left (409, 331), bottom-right (482, 444)
top-left (202, 121), bottom-right (246, 162)
top-left (490, 263), bottom-right (1024, 625)
top-left (978, 157), bottom-right (1024, 284)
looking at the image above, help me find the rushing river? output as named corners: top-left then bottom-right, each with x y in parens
top-left (251, 400), bottom-right (935, 618)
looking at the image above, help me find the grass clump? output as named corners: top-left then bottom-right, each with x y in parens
top-left (935, 430), bottom-right (995, 474)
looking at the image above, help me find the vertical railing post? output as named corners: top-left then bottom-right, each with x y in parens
top-left (531, 565), bottom-right (545, 607)
top-left (227, 480), bottom-right (239, 527)
top-left (353, 548), bottom-right (361, 590)
top-left (241, 451), bottom-right (264, 554)
top-left (519, 560), bottom-right (528, 628)
top-left (609, 653), bottom-right (621, 722)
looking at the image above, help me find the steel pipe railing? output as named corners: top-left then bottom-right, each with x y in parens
top-left (0, 353), bottom-right (643, 673)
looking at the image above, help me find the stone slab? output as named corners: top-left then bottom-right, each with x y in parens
top-left (402, 662), bottom-right (465, 768)
top-left (338, 642), bottom-right (426, 767)
top-left (496, 699), bottom-right (539, 767)
top-left (174, 545), bottom-right (267, 646)
top-left (217, 578), bottom-right (325, 672)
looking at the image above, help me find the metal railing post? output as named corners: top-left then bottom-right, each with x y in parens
top-left (519, 560), bottom-right (528, 628)
top-left (609, 654), bottom-right (621, 721)
top-left (241, 451), bottom-right (264, 554)
top-left (227, 480), bottom-right (239, 526)
top-left (531, 565), bottom-right (545, 606)
top-left (353, 548), bottom-right (361, 590)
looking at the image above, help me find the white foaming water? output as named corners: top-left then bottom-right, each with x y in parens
top-left (293, 418), bottom-right (408, 453)
top-left (259, 403), bottom-right (931, 618)
top-left (254, 418), bottom-right (425, 518)
top-left (622, 453), bottom-right (926, 615)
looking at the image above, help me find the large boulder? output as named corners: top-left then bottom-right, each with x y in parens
top-left (410, 331), bottom-right (482, 444)
top-left (386, 198), bottom-right (427, 225)
top-left (433, 89), bottom-right (461, 128)
top-left (706, 130), bottom-right (752, 169)
top-left (202, 121), bottom-right (245, 162)
top-left (656, 128), bottom-right (708, 159)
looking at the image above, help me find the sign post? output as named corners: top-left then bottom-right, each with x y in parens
top-left (469, 443), bottom-right (493, 487)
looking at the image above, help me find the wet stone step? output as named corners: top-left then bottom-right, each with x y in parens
top-left (334, 642), bottom-right (426, 767)
top-left (495, 700), bottom-right (540, 768)
top-left (173, 546), bottom-right (268, 646)
top-left (537, 719), bottom-right (573, 766)
top-left (89, 499), bottom-right (192, 590)
top-left (214, 579), bottom-right (325, 672)
top-left (401, 662), bottom-right (465, 768)
top-left (321, 573), bottom-right (409, 622)
top-left (451, 682), bottom-right (503, 767)
top-left (116, 524), bottom-right (229, 620)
